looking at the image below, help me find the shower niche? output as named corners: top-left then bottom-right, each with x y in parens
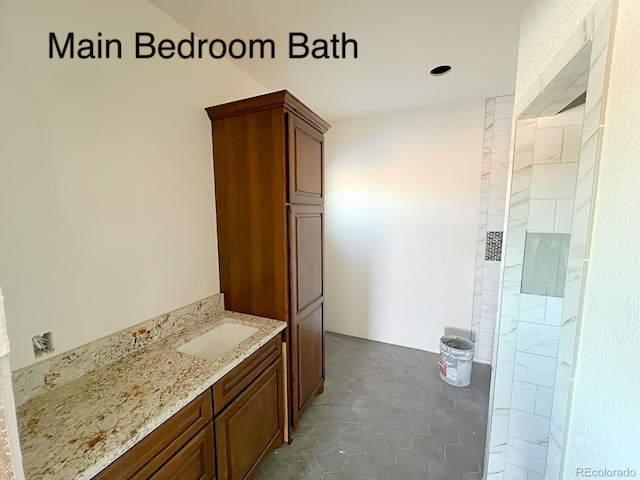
top-left (521, 232), bottom-right (570, 297)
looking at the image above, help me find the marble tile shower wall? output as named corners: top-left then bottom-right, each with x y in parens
top-left (485, 4), bottom-right (615, 479)
top-left (546, 7), bottom-right (614, 477)
top-left (472, 95), bottom-right (514, 365)
top-left (486, 109), bottom-right (584, 480)
top-left (511, 113), bottom-right (582, 479)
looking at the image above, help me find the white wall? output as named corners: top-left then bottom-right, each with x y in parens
top-left (0, 0), bottom-right (267, 370)
top-left (516, 0), bottom-right (640, 474)
top-left (324, 102), bottom-right (485, 354)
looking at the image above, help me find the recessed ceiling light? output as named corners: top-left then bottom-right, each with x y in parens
top-left (430, 65), bottom-right (452, 76)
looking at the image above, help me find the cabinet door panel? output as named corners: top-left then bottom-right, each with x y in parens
top-left (289, 204), bottom-right (325, 423)
top-left (296, 302), bottom-right (324, 412)
top-left (291, 206), bottom-right (323, 312)
top-left (215, 360), bottom-right (284, 480)
top-left (149, 423), bottom-right (215, 480)
top-left (289, 114), bottom-right (324, 204)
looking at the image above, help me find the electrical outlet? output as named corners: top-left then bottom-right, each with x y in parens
top-left (32, 332), bottom-right (54, 358)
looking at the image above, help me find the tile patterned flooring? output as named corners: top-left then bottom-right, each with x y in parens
top-left (257, 332), bottom-right (491, 480)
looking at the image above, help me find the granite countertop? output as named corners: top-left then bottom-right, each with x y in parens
top-left (17, 311), bottom-right (287, 480)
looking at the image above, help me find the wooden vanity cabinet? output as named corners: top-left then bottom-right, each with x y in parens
top-left (149, 425), bottom-right (215, 480)
top-left (205, 91), bottom-right (330, 430)
top-left (93, 390), bottom-right (215, 480)
top-left (214, 336), bottom-right (285, 480)
top-left (93, 336), bottom-right (285, 480)
top-left (215, 357), bottom-right (283, 480)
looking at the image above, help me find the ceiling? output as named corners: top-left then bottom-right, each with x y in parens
top-left (150, 0), bottom-right (524, 121)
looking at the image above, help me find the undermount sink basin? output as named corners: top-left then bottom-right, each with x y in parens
top-left (178, 322), bottom-right (258, 361)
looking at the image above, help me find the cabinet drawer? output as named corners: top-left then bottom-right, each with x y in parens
top-left (150, 422), bottom-right (215, 480)
top-left (213, 336), bottom-right (281, 415)
top-left (94, 390), bottom-right (213, 480)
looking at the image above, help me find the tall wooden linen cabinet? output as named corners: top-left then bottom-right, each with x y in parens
top-left (205, 91), bottom-right (329, 434)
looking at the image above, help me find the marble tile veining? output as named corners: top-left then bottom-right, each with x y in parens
top-left (513, 353), bottom-right (556, 389)
top-left (510, 381), bottom-right (536, 414)
top-left (533, 127), bottom-right (563, 164)
top-left (516, 323), bottom-right (560, 358)
top-left (17, 309), bottom-right (286, 480)
top-left (508, 410), bottom-right (550, 446)
top-left (530, 164), bottom-right (579, 199)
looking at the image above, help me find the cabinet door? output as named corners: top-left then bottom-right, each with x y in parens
top-left (149, 423), bottom-right (215, 480)
top-left (289, 204), bottom-right (325, 424)
top-left (215, 360), bottom-right (284, 480)
top-left (288, 114), bottom-right (324, 204)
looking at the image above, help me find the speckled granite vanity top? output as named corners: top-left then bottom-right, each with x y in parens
top-left (16, 306), bottom-right (286, 480)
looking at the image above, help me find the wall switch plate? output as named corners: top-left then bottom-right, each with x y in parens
top-left (32, 332), bottom-right (54, 358)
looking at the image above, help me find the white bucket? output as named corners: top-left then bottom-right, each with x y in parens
top-left (439, 336), bottom-right (475, 387)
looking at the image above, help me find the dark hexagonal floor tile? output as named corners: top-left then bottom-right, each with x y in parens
top-left (427, 392), bottom-right (456, 410)
top-left (337, 428), bottom-right (368, 455)
top-left (283, 434), bottom-right (320, 460)
top-left (365, 443), bottom-right (397, 467)
top-left (322, 473), bottom-right (349, 480)
top-left (405, 384), bottom-right (429, 402)
top-left (418, 378), bottom-right (443, 393)
top-left (413, 434), bottom-right (445, 461)
top-left (312, 423), bottom-right (342, 445)
top-left (464, 388), bottom-right (489, 407)
top-left (253, 468), bottom-right (268, 480)
top-left (343, 454), bottom-right (378, 480)
top-left (330, 410), bottom-right (360, 424)
top-left (376, 423), bottom-right (415, 450)
top-left (459, 429), bottom-right (485, 456)
top-left (376, 449), bottom-right (428, 479)
top-left (441, 383), bottom-right (468, 401)
top-left (261, 334), bottom-right (490, 480)
top-left (373, 367), bottom-right (399, 381)
top-left (429, 420), bottom-right (460, 445)
top-left (443, 444), bottom-right (481, 473)
top-left (390, 395), bottom-right (417, 413)
top-left (396, 374), bottom-right (420, 388)
top-left (262, 456), bottom-right (323, 480)
top-left (455, 398), bottom-right (487, 418)
top-left (314, 444), bottom-right (348, 474)
top-left (463, 471), bottom-right (483, 480)
top-left (296, 413), bottom-right (319, 435)
top-left (408, 417), bottom-right (430, 435)
top-left (397, 449), bottom-right (429, 472)
top-left (380, 381), bottom-right (406, 397)
top-left (309, 405), bottom-right (342, 423)
top-left (427, 459), bottom-right (465, 480)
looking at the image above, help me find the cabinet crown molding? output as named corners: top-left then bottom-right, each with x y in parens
top-left (205, 90), bottom-right (331, 133)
